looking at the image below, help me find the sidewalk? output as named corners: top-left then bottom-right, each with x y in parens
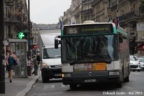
top-left (4, 72), bottom-right (40, 96)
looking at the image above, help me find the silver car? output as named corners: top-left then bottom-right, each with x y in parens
top-left (138, 57), bottom-right (144, 70)
top-left (130, 55), bottom-right (141, 71)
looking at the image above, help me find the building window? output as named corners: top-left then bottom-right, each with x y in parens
top-left (7, 25), bottom-right (12, 38)
top-left (109, 0), bottom-right (112, 8)
top-left (6, 7), bottom-right (11, 18)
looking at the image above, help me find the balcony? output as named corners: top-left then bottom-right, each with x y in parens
top-left (109, 1), bottom-right (117, 10)
top-left (119, 11), bottom-right (139, 22)
top-left (4, 16), bottom-right (20, 23)
top-left (81, 8), bottom-right (93, 15)
top-left (82, 0), bottom-right (93, 5)
top-left (92, 0), bottom-right (101, 6)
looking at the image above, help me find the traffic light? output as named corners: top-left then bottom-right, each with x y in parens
top-left (18, 32), bottom-right (25, 39)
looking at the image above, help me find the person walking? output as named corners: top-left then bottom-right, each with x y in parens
top-left (27, 56), bottom-right (33, 76)
top-left (7, 50), bottom-right (17, 83)
top-left (32, 53), bottom-right (41, 75)
top-left (36, 53), bottom-right (41, 65)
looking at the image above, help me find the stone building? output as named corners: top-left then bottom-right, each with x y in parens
top-left (92, 0), bottom-right (109, 22)
top-left (4, 0), bottom-right (29, 77)
top-left (108, 0), bottom-right (144, 54)
top-left (32, 23), bottom-right (40, 44)
top-left (62, 0), bottom-right (82, 25)
top-left (81, 0), bottom-right (93, 22)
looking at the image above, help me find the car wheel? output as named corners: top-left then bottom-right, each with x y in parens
top-left (42, 70), bottom-right (49, 83)
top-left (138, 70), bottom-right (141, 72)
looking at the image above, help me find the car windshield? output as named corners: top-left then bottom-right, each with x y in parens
top-left (62, 35), bottom-right (119, 63)
top-left (130, 56), bottom-right (138, 61)
top-left (43, 48), bottom-right (61, 59)
top-left (139, 58), bottom-right (144, 62)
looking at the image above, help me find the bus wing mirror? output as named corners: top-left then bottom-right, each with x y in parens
top-left (119, 37), bottom-right (123, 43)
top-left (55, 39), bottom-right (59, 49)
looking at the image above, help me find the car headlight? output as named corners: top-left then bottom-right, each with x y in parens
top-left (42, 63), bottom-right (49, 68)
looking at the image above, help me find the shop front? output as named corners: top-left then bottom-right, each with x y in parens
top-left (7, 39), bottom-right (28, 77)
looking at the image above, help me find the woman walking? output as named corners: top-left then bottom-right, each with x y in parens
top-left (7, 50), bottom-right (17, 83)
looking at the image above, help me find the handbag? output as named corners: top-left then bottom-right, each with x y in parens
top-left (13, 59), bottom-right (18, 65)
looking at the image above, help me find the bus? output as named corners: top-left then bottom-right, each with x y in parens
top-left (55, 21), bottom-right (130, 89)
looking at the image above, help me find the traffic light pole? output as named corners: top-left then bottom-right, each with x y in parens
top-left (0, 0), bottom-right (5, 94)
top-left (28, 0), bottom-right (31, 57)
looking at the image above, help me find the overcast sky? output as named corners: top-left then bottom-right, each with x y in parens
top-left (30, 0), bottom-right (71, 24)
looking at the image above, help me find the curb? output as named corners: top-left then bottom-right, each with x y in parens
top-left (16, 74), bottom-right (40, 96)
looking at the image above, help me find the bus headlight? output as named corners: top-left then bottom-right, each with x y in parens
top-left (62, 73), bottom-right (71, 78)
top-left (109, 71), bottom-right (120, 76)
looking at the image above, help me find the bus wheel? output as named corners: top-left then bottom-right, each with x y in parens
top-left (117, 71), bottom-right (124, 88)
top-left (70, 84), bottom-right (77, 90)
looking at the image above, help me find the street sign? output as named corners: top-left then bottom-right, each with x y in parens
top-left (18, 32), bottom-right (25, 39)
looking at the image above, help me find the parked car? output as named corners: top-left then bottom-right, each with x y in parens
top-left (138, 57), bottom-right (144, 70)
top-left (130, 55), bottom-right (141, 71)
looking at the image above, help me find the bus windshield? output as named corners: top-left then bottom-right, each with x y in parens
top-left (62, 35), bottom-right (118, 63)
top-left (43, 48), bottom-right (61, 59)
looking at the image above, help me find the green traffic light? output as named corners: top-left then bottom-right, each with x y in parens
top-left (18, 32), bottom-right (25, 39)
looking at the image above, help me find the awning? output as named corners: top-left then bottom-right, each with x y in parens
top-left (8, 39), bottom-right (27, 43)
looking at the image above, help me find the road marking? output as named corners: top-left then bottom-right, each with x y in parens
top-left (124, 86), bottom-right (137, 92)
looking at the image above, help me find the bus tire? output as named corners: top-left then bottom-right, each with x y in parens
top-left (117, 71), bottom-right (124, 88)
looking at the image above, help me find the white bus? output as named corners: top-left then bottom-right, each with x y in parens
top-left (55, 22), bottom-right (130, 89)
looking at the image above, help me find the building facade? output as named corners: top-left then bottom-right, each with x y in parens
top-left (108, 0), bottom-right (144, 55)
top-left (92, 0), bottom-right (109, 22)
top-left (81, 0), bottom-right (93, 22)
top-left (32, 23), bottom-right (40, 44)
top-left (62, 0), bottom-right (82, 25)
top-left (4, 0), bottom-right (29, 77)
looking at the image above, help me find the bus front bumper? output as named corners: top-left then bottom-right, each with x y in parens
top-left (62, 71), bottom-right (121, 85)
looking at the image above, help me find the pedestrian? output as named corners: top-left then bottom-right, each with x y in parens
top-left (36, 53), bottom-right (41, 65)
top-left (27, 56), bottom-right (33, 76)
top-left (7, 50), bottom-right (17, 83)
top-left (32, 53), bottom-right (41, 75)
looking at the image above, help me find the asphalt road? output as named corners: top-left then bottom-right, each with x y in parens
top-left (26, 71), bottom-right (144, 96)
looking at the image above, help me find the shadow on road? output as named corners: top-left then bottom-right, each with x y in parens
top-left (67, 82), bottom-right (125, 91)
top-left (39, 78), bottom-right (62, 83)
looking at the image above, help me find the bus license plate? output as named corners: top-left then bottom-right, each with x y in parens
top-left (84, 79), bottom-right (96, 83)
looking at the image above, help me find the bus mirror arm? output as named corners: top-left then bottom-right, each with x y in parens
top-left (55, 39), bottom-right (59, 49)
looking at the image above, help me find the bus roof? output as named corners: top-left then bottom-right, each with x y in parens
top-left (64, 22), bottom-right (115, 27)
top-left (63, 22), bottom-right (127, 37)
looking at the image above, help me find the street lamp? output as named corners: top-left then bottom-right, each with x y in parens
top-left (0, 0), bottom-right (5, 94)
top-left (28, 0), bottom-right (32, 57)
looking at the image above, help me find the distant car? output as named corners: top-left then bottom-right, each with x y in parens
top-left (130, 55), bottom-right (141, 71)
top-left (138, 57), bottom-right (144, 70)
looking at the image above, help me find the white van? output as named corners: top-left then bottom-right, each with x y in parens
top-left (38, 30), bottom-right (61, 83)
top-left (41, 46), bottom-right (61, 82)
